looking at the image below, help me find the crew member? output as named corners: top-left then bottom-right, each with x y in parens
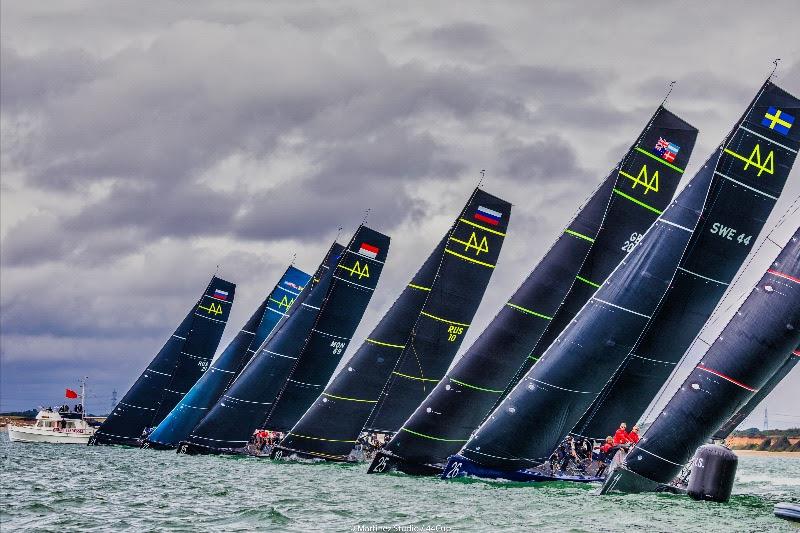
top-left (628, 425), bottom-right (640, 444)
top-left (613, 422), bottom-right (629, 445)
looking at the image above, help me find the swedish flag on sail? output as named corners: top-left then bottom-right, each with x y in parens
top-left (761, 106), bottom-right (794, 136)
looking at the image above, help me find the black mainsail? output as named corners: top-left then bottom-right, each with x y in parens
top-left (273, 188), bottom-right (511, 461)
top-left (712, 345), bottom-right (799, 440)
top-left (572, 81), bottom-right (800, 442)
top-left (145, 266), bottom-right (311, 449)
top-left (602, 227), bottom-right (800, 493)
top-left (91, 276), bottom-right (235, 446)
top-left (182, 225), bottom-right (390, 454)
top-left (177, 242), bottom-right (344, 454)
top-left (444, 80), bottom-right (796, 480)
top-left (370, 107), bottom-right (697, 474)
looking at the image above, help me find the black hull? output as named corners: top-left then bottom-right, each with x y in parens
top-left (440, 454), bottom-right (603, 484)
top-left (176, 441), bottom-right (242, 456)
top-left (367, 451), bottom-right (443, 476)
top-left (141, 439), bottom-right (176, 451)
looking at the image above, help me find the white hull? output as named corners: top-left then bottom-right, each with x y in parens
top-left (7, 424), bottom-right (94, 444)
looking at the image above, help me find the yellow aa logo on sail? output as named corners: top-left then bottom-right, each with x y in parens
top-left (621, 164), bottom-right (658, 194)
top-left (272, 295), bottom-right (294, 310)
top-left (725, 144), bottom-right (774, 177)
top-left (339, 261), bottom-right (370, 279)
top-left (450, 232), bottom-right (489, 256)
top-left (198, 301), bottom-right (223, 316)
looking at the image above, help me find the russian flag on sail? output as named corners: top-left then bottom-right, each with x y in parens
top-left (358, 243), bottom-right (380, 259)
top-left (212, 289), bottom-right (229, 301)
top-left (474, 205), bottom-right (503, 226)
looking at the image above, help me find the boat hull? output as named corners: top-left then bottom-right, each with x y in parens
top-left (775, 503), bottom-right (800, 523)
top-left (367, 451), bottom-right (443, 476)
top-left (441, 454), bottom-right (603, 483)
top-left (8, 425), bottom-right (94, 444)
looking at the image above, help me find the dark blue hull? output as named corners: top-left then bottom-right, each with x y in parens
top-left (441, 454), bottom-right (603, 483)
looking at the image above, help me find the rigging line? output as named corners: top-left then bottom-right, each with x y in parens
top-left (660, 80), bottom-right (677, 107)
top-left (477, 169), bottom-right (486, 189)
top-left (769, 58), bottom-right (781, 80)
top-left (362, 208), bottom-right (370, 226)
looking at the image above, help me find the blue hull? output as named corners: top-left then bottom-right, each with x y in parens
top-left (441, 454), bottom-right (603, 483)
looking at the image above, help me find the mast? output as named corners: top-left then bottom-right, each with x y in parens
top-left (273, 188), bottom-right (511, 462)
top-left (602, 227), bottom-right (800, 493)
top-left (369, 106), bottom-right (697, 474)
top-left (444, 80), bottom-right (798, 480)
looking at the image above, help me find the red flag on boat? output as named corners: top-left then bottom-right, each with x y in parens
top-left (65, 388), bottom-right (79, 399)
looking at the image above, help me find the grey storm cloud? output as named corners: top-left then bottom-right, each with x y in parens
top-left (2, 1), bottom-right (799, 424)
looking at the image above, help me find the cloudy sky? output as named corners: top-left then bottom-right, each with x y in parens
top-left (2, 2), bottom-right (798, 428)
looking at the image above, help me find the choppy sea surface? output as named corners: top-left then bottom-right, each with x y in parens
top-left (1, 432), bottom-right (798, 532)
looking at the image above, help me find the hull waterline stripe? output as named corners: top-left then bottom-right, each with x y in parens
top-left (464, 448), bottom-right (525, 462)
top-left (408, 283), bottom-right (431, 291)
top-left (505, 303), bottom-right (552, 320)
top-left (738, 125), bottom-right (798, 153)
top-left (634, 147), bottom-right (686, 173)
top-left (449, 377), bottom-right (503, 393)
top-left (365, 338), bottom-right (406, 349)
top-left (189, 434), bottom-right (248, 444)
top-left (444, 248), bottom-right (496, 268)
top-left (612, 188), bottom-right (663, 214)
top-left (592, 298), bottom-right (652, 318)
top-left (677, 267), bottom-right (729, 286)
top-left (576, 275), bottom-right (601, 288)
top-left (697, 365), bottom-right (757, 392)
top-left (768, 269), bottom-right (800, 284)
top-left (564, 229), bottom-right (595, 242)
top-left (392, 371), bottom-right (439, 382)
top-left (322, 392), bottom-right (377, 403)
top-left (458, 218), bottom-right (506, 236)
top-left (400, 427), bottom-right (469, 442)
top-left (419, 311), bottom-right (470, 328)
top-left (714, 171), bottom-right (779, 200)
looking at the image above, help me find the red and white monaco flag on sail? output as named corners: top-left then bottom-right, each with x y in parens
top-left (358, 243), bottom-right (380, 259)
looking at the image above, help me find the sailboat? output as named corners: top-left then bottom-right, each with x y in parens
top-left (368, 106), bottom-right (697, 475)
top-left (272, 188), bottom-right (512, 462)
top-left (90, 276), bottom-right (235, 446)
top-left (144, 265), bottom-right (311, 449)
top-left (179, 225), bottom-right (390, 455)
top-left (601, 226), bottom-right (800, 495)
top-left (441, 79), bottom-right (798, 483)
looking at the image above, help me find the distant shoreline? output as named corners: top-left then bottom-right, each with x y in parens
top-left (733, 450), bottom-right (800, 458)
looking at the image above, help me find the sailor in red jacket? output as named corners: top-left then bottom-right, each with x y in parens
top-left (613, 422), bottom-right (630, 445)
top-left (628, 425), bottom-right (640, 444)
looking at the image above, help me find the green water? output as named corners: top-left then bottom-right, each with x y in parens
top-left (1, 432), bottom-right (798, 532)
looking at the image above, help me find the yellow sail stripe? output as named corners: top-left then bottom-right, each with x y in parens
top-left (505, 303), bottom-right (552, 320)
top-left (634, 146), bottom-right (685, 173)
top-left (365, 338), bottom-right (406, 349)
top-left (419, 311), bottom-right (470, 327)
top-left (400, 427), bottom-right (469, 442)
top-left (457, 218), bottom-right (506, 236)
top-left (287, 433), bottom-right (357, 443)
top-left (564, 229), bottom-right (595, 243)
top-left (444, 248), bottom-right (495, 268)
top-left (322, 393), bottom-right (378, 403)
top-left (407, 283), bottom-right (431, 292)
top-left (449, 378), bottom-right (503, 394)
top-left (392, 371), bottom-right (439, 382)
top-left (576, 275), bottom-right (601, 288)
